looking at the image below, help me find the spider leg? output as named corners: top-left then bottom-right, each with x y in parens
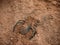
top-left (13, 20), bottom-right (25, 32)
top-left (29, 27), bottom-right (37, 39)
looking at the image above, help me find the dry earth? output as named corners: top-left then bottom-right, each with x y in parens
top-left (0, 0), bottom-right (60, 45)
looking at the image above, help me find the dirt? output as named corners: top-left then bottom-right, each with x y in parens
top-left (0, 0), bottom-right (60, 45)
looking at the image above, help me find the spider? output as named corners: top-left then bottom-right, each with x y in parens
top-left (13, 16), bottom-right (40, 39)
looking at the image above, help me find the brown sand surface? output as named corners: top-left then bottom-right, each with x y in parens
top-left (0, 0), bottom-right (60, 45)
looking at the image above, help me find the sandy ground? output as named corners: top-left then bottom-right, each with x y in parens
top-left (0, 0), bottom-right (60, 45)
